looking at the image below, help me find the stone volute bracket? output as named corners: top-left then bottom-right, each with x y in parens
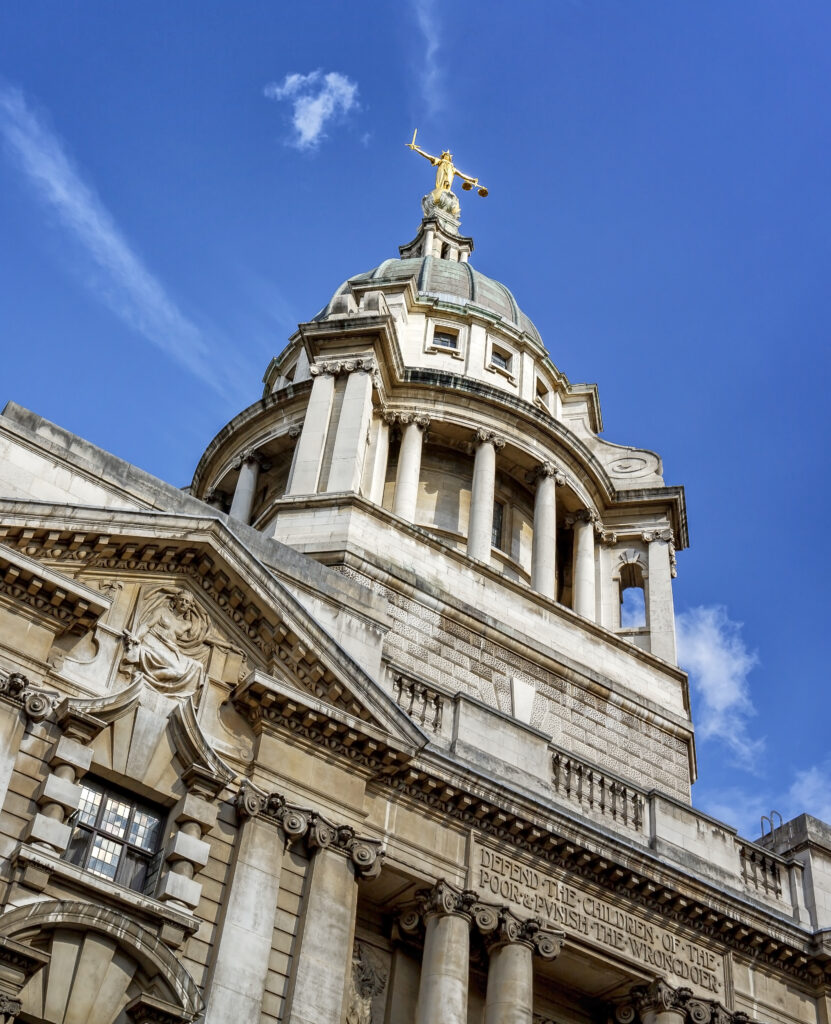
top-left (615, 978), bottom-right (753, 1024)
top-left (396, 878), bottom-right (564, 961)
top-left (236, 782), bottom-right (384, 880)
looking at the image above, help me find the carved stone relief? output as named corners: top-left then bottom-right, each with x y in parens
top-left (121, 586), bottom-right (216, 697)
top-left (345, 941), bottom-right (388, 1024)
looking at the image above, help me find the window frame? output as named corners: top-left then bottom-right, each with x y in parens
top-left (425, 320), bottom-right (465, 360)
top-left (64, 777), bottom-right (166, 895)
top-left (486, 338), bottom-right (517, 381)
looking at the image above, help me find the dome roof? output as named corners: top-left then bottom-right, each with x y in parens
top-left (318, 256), bottom-right (543, 346)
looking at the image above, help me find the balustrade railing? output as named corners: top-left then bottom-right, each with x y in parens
top-left (551, 750), bottom-right (645, 831)
top-left (392, 673), bottom-right (445, 733)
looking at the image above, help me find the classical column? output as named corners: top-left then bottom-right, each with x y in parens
top-left (228, 452), bottom-right (263, 524)
top-left (468, 429), bottom-right (505, 563)
top-left (367, 416), bottom-right (390, 504)
top-left (393, 414), bottom-right (430, 522)
top-left (203, 787), bottom-right (305, 1024)
top-left (327, 363), bottom-right (375, 493)
top-left (530, 462), bottom-right (565, 599)
top-left (286, 365), bottom-right (336, 495)
top-left (482, 912), bottom-right (563, 1024)
top-left (283, 816), bottom-right (383, 1024)
top-left (414, 880), bottom-right (476, 1024)
top-left (569, 509), bottom-right (597, 621)
top-left (632, 979), bottom-right (691, 1024)
top-left (644, 528), bottom-right (677, 662)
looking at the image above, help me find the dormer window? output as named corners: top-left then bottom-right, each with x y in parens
top-left (65, 778), bottom-right (165, 894)
top-left (433, 331), bottom-right (458, 351)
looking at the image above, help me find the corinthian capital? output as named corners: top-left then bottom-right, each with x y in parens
top-left (416, 878), bottom-right (478, 921)
top-left (528, 461), bottom-right (566, 486)
top-left (566, 508), bottom-right (598, 528)
top-left (311, 357), bottom-right (376, 378)
top-left (633, 979), bottom-right (692, 1017)
top-left (642, 527), bottom-right (674, 545)
top-left (474, 428), bottom-right (506, 451)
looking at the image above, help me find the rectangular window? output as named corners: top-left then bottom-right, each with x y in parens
top-left (432, 331), bottom-right (458, 350)
top-left (490, 348), bottom-right (511, 372)
top-left (64, 779), bottom-right (164, 894)
top-left (492, 501), bottom-right (505, 550)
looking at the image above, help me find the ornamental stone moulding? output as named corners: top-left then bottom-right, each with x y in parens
top-left (474, 427), bottom-right (506, 451)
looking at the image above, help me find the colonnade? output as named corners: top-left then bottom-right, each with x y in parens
top-left (218, 369), bottom-right (677, 653)
top-left (399, 879), bottom-right (563, 1024)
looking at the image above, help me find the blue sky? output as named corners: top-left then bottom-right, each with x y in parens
top-left (1, 1), bottom-right (829, 837)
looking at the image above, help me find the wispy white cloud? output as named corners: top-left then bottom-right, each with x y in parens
top-left (411, 0), bottom-right (442, 116)
top-left (787, 759), bottom-right (831, 824)
top-left (676, 605), bottom-right (764, 770)
top-left (0, 86), bottom-right (230, 395)
top-left (264, 71), bottom-right (358, 150)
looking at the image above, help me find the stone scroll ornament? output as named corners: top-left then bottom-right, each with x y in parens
top-left (121, 586), bottom-right (214, 696)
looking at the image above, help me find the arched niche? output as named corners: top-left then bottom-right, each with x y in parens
top-left (0, 900), bottom-right (201, 1023)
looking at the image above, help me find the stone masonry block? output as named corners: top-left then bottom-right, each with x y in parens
top-left (48, 735), bottom-right (93, 776)
top-left (24, 812), bottom-right (72, 852)
top-left (156, 869), bottom-right (203, 909)
top-left (173, 791), bottom-right (218, 833)
top-left (35, 773), bottom-right (82, 814)
top-left (166, 829), bottom-right (211, 869)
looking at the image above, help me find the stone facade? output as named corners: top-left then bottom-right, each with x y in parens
top-left (0, 195), bottom-right (829, 1024)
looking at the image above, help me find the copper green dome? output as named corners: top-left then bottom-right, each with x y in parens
top-left (316, 255), bottom-right (543, 347)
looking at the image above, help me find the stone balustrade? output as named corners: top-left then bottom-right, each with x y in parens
top-left (551, 750), bottom-right (646, 832)
top-left (392, 673), bottom-right (445, 733)
top-left (738, 841), bottom-right (783, 900)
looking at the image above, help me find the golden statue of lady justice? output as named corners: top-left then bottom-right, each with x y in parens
top-left (406, 130), bottom-right (488, 211)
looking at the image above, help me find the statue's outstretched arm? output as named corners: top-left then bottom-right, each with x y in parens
top-left (453, 167), bottom-right (479, 185)
top-left (408, 143), bottom-right (437, 164)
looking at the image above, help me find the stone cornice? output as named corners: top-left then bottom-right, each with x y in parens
top-left (236, 782), bottom-right (384, 879)
top-left (0, 541), bottom-right (110, 635)
top-left (375, 758), bottom-right (826, 984)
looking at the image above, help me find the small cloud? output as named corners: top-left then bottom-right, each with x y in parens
top-left (360, 131), bottom-right (373, 148)
top-left (676, 605), bottom-right (764, 770)
top-left (787, 760), bottom-right (831, 824)
top-left (0, 84), bottom-right (231, 396)
top-left (411, 0), bottom-right (442, 115)
top-left (264, 70), bottom-right (358, 150)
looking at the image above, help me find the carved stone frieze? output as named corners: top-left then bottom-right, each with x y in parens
top-left (236, 783), bottom-right (384, 878)
top-left (346, 942), bottom-right (388, 1024)
top-left (311, 358), bottom-right (376, 378)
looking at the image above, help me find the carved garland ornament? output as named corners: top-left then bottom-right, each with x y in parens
top-left (311, 358), bottom-right (376, 378)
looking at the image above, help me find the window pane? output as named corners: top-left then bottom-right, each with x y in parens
top-left (100, 795), bottom-right (131, 838)
top-left (129, 808), bottom-right (163, 852)
top-left (492, 502), bottom-right (504, 550)
top-left (491, 349), bottom-right (509, 371)
top-left (77, 785), bottom-right (102, 826)
top-left (433, 331), bottom-right (457, 349)
top-left (88, 835), bottom-right (123, 880)
top-left (65, 825), bottom-right (91, 868)
top-left (119, 849), bottom-right (149, 892)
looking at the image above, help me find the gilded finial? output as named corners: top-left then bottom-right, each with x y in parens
top-left (406, 130), bottom-right (487, 220)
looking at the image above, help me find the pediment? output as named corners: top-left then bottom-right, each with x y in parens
top-left (0, 504), bottom-right (427, 761)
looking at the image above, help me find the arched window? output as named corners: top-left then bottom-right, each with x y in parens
top-left (616, 552), bottom-right (648, 632)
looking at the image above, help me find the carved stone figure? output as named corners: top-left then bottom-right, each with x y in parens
top-left (345, 942), bottom-right (387, 1024)
top-left (122, 586), bottom-right (212, 695)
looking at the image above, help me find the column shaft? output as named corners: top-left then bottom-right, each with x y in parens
top-left (283, 847), bottom-right (359, 1024)
top-left (646, 535), bottom-right (677, 662)
top-left (229, 457), bottom-right (260, 524)
top-left (468, 439), bottom-right (497, 563)
top-left (415, 912), bottom-right (470, 1024)
top-left (287, 372), bottom-right (336, 495)
top-left (531, 472), bottom-right (557, 598)
top-left (393, 421), bottom-right (425, 521)
top-left (367, 418), bottom-right (390, 504)
top-left (484, 942), bottom-right (534, 1024)
top-left (572, 516), bottom-right (596, 620)
top-left (327, 369), bottom-right (374, 493)
top-left (203, 815), bottom-right (284, 1024)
